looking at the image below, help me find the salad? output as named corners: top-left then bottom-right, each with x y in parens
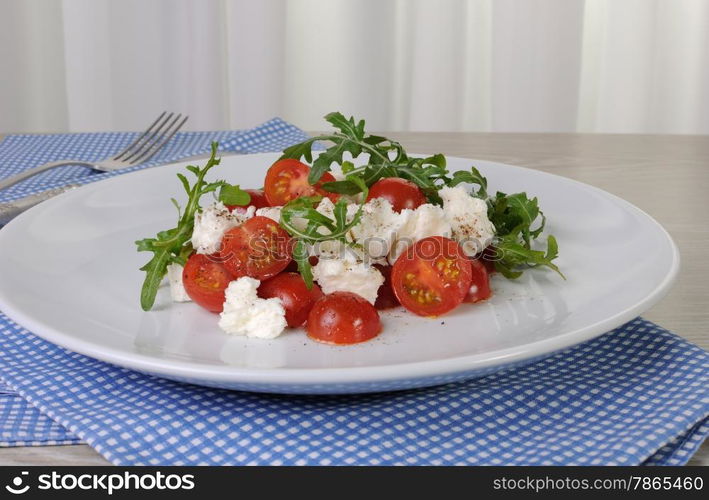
top-left (137, 112), bottom-right (562, 345)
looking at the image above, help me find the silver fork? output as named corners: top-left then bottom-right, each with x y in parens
top-left (0, 112), bottom-right (189, 191)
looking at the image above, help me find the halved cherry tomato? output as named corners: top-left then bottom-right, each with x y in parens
top-left (366, 177), bottom-right (427, 212)
top-left (373, 264), bottom-right (399, 310)
top-left (227, 189), bottom-right (270, 213)
top-left (258, 273), bottom-right (324, 328)
top-left (307, 292), bottom-right (382, 345)
top-left (465, 258), bottom-right (492, 303)
top-left (391, 236), bottom-right (472, 317)
top-left (220, 216), bottom-right (293, 280)
top-left (264, 159), bottom-right (339, 206)
top-left (182, 253), bottom-right (233, 313)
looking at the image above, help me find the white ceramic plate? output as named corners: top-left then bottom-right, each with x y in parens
top-left (0, 153), bottom-right (679, 394)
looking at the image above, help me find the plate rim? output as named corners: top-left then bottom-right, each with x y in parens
top-left (0, 153), bottom-right (680, 387)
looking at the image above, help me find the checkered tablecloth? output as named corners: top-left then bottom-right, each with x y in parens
top-left (0, 123), bottom-right (707, 465)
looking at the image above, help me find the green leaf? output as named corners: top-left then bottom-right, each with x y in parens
top-left (170, 198), bottom-right (181, 217)
top-left (422, 153), bottom-right (446, 169)
top-left (333, 199), bottom-right (348, 231)
top-left (491, 231), bottom-right (564, 280)
top-left (293, 239), bottom-right (314, 289)
top-left (280, 194), bottom-right (361, 244)
top-left (136, 142), bottom-right (222, 311)
top-left (341, 161), bottom-right (355, 174)
top-left (176, 173), bottom-right (191, 195)
top-left (218, 184), bottom-right (251, 206)
top-left (362, 135), bottom-right (388, 146)
top-left (135, 238), bottom-right (155, 252)
top-left (280, 138), bottom-right (317, 164)
top-left (324, 111), bottom-right (365, 140)
top-left (345, 174), bottom-right (369, 200)
top-left (448, 166), bottom-right (488, 198)
top-left (309, 138), bottom-right (363, 184)
top-left (321, 180), bottom-right (362, 195)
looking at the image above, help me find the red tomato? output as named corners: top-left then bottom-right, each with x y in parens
top-left (227, 189), bottom-right (270, 213)
top-left (220, 216), bottom-right (293, 280)
top-left (182, 253), bottom-right (233, 313)
top-left (391, 236), bottom-right (472, 317)
top-left (366, 178), bottom-right (427, 212)
top-left (465, 258), bottom-right (492, 303)
top-left (307, 292), bottom-right (382, 345)
top-left (258, 273), bottom-right (324, 328)
top-left (373, 264), bottom-right (399, 310)
top-left (264, 159), bottom-right (338, 206)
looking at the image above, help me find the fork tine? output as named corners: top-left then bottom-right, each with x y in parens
top-left (129, 114), bottom-right (189, 165)
top-left (121, 112), bottom-right (176, 163)
top-left (113, 111), bottom-right (168, 161)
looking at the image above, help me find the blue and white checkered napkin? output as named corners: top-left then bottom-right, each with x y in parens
top-left (0, 315), bottom-right (707, 465)
top-left (0, 126), bottom-right (708, 465)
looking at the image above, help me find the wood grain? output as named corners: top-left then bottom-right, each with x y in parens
top-left (0, 132), bottom-right (706, 466)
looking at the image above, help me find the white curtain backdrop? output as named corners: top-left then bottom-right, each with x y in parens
top-left (0, 0), bottom-right (708, 134)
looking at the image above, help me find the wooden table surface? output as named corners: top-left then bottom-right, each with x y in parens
top-left (0, 132), bottom-right (706, 466)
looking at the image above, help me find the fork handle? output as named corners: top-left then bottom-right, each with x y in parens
top-left (0, 160), bottom-right (93, 191)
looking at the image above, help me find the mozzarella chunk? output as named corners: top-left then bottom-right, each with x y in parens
top-left (388, 204), bottom-right (452, 263)
top-left (191, 202), bottom-right (254, 255)
top-left (166, 263), bottom-right (191, 302)
top-left (314, 198), bottom-right (403, 264)
top-left (439, 186), bottom-right (495, 256)
top-left (218, 277), bottom-right (287, 339)
top-left (312, 257), bottom-right (384, 305)
top-left (309, 239), bottom-right (370, 263)
top-left (349, 198), bottom-right (408, 260)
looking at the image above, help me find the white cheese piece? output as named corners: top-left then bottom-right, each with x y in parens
top-left (311, 257), bottom-right (384, 304)
top-left (388, 204), bottom-right (452, 263)
top-left (166, 263), bottom-right (191, 302)
top-left (309, 239), bottom-right (370, 263)
top-left (349, 197), bottom-right (408, 260)
top-left (191, 202), bottom-right (255, 255)
top-left (218, 277), bottom-right (287, 339)
top-left (439, 186), bottom-right (495, 256)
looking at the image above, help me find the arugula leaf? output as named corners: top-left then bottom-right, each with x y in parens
top-left (448, 166), bottom-right (488, 198)
top-left (292, 240), bottom-right (314, 288)
top-left (170, 198), bottom-right (181, 216)
top-left (218, 184), bottom-right (251, 206)
top-left (341, 161), bottom-right (356, 174)
top-left (280, 197), bottom-right (362, 243)
top-left (320, 180), bottom-right (362, 195)
top-left (486, 191), bottom-right (563, 279)
top-left (310, 139), bottom-right (363, 184)
top-left (280, 112), bottom-right (399, 185)
top-left (135, 142), bottom-right (223, 311)
top-left (493, 233), bottom-right (564, 279)
top-left (325, 112), bottom-right (365, 139)
top-left (280, 138), bottom-right (318, 165)
top-left (489, 192), bottom-right (545, 246)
